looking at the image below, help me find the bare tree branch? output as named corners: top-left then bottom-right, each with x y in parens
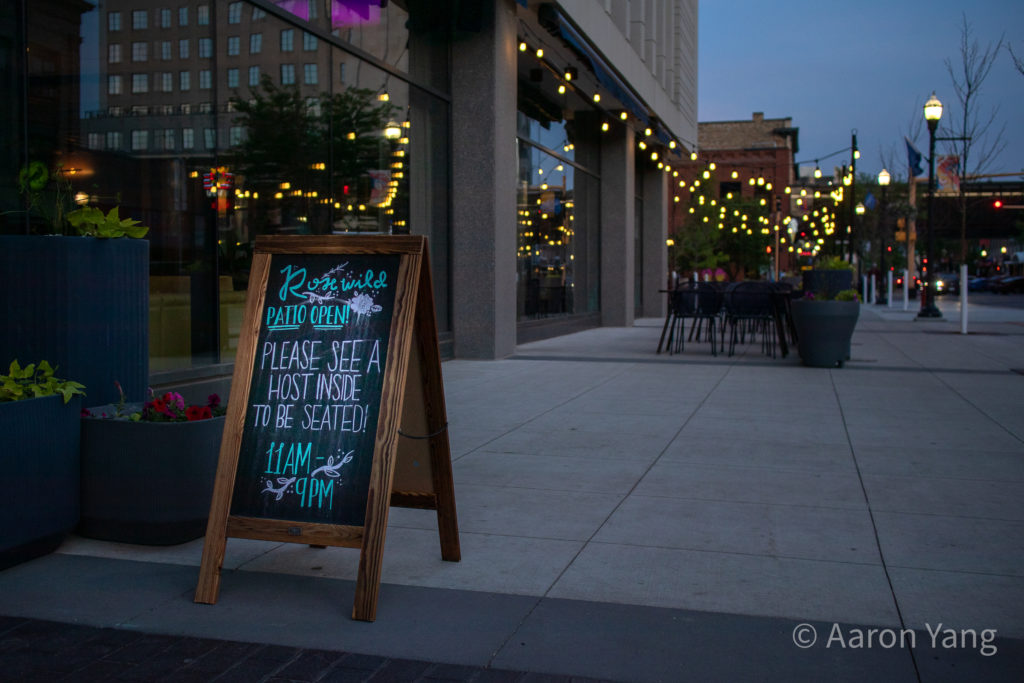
top-left (942, 12), bottom-right (1005, 262)
top-left (1009, 43), bottom-right (1024, 77)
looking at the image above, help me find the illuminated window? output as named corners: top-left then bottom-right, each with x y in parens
top-left (182, 128), bottom-right (194, 150)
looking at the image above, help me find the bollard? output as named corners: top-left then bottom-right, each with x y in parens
top-left (902, 269), bottom-right (909, 310)
top-left (960, 263), bottom-right (968, 335)
top-left (887, 271), bottom-right (894, 308)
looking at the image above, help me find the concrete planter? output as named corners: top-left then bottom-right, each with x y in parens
top-left (0, 235), bottom-right (149, 405)
top-left (0, 394), bottom-right (82, 569)
top-left (79, 409), bottom-right (224, 545)
top-left (790, 299), bottom-right (860, 368)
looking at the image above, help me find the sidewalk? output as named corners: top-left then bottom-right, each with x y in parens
top-left (2, 298), bottom-right (1023, 682)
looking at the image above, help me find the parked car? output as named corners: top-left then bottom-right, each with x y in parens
top-left (991, 275), bottom-right (1024, 294)
top-left (968, 276), bottom-right (991, 292)
top-left (934, 272), bottom-right (960, 295)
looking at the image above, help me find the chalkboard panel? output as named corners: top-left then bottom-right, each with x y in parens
top-left (229, 252), bottom-right (400, 527)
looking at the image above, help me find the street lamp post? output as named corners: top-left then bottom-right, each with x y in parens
top-left (918, 92), bottom-right (943, 318)
top-left (877, 168), bottom-right (890, 304)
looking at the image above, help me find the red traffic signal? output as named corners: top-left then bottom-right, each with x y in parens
top-left (993, 199), bottom-right (1003, 209)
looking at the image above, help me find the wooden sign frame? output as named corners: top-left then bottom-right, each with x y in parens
top-left (195, 235), bottom-right (459, 622)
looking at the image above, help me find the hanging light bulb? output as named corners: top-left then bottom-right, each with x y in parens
top-left (519, 42), bottom-right (527, 52)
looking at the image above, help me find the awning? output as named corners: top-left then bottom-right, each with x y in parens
top-left (539, 5), bottom-right (650, 128)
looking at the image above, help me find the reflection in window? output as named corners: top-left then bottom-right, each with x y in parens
top-left (131, 73), bottom-right (148, 93)
top-left (197, 5), bottom-right (209, 25)
top-left (182, 128), bottom-right (194, 149)
top-left (160, 73), bottom-right (173, 92)
top-left (227, 36), bottom-right (240, 56)
top-left (228, 2), bottom-right (242, 23)
top-left (179, 39), bottom-right (189, 58)
top-left (303, 63), bottom-right (317, 85)
top-left (227, 68), bottom-right (239, 88)
top-left (108, 11), bottom-right (121, 31)
top-left (132, 10), bottom-right (148, 30)
top-left (131, 130), bottom-right (149, 151)
top-left (179, 71), bottom-right (191, 91)
top-left (204, 128), bottom-right (216, 148)
top-left (516, 137), bottom-right (600, 321)
top-left (108, 44), bottom-right (121, 63)
top-left (107, 74), bottom-right (122, 95)
top-left (132, 42), bottom-right (147, 61)
top-left (178, 7), bottom-right (188, 26)
top-left (250, 33), bottom-right (263, 54)
top-left (281, 64), bottom-right (295, 85)
top-left (199, 38), bottom-right (212, 58)
top-left (248, 65), bottom-right (260, 86)
top-left (281, 29), bottom-right (294, 51)
top-left (160, 41), bottom-right (172, 60)
top-left (199, 70), bottom-right (212, 89)
top-left (303, 32), bottom-right (317, 51)
top-left (161, 9), bottom-right (172, 28)
top-left (106, 131), bottom-right (122, 150)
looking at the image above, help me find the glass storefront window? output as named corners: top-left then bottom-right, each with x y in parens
top-left (2, 0), bottom-right (450, 377)
top-left (516, 138), bottom-right (600, 321)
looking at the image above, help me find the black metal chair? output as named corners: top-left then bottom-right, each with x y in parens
top-left (723, 281), bottom-right (777, 357)
top-left (668, 281), bottom-right (722, 355)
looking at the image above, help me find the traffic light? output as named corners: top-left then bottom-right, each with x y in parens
top-left (993, 199), bottom-right (1003, 209)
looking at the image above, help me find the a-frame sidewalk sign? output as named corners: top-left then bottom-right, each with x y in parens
top-left (195, 234), bottom-right (459, 621)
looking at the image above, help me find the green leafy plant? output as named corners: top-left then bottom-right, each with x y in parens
top-left (67, 206), bottom-right (149, 238)
top-left (814, 255), bottom-right (854, 272)
top-left (833, 288), bottom-right (860, 302)
top-left (0, 360), bottom-right (86, 404)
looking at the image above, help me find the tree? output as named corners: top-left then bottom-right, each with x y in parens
top-left (943, 13), bottom-right (1006, 263)
top-left (1009, 42), bottom-right (1024, 77)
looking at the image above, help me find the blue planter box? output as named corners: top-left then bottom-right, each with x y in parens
top-left (0, 394), bottom-right (82, 569)
top-left (0, 235), bottom-right (149, 405)
top-left (79, 409), bottom-right (225, 545)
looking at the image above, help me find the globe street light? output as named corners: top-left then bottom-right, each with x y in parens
top-left (877, 168), bottom-right (891, 304)
top-left (918, 92), bottom-right (943, 318)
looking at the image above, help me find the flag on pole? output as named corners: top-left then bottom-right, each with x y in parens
top-left (905, 137), bottom-right (924, 178)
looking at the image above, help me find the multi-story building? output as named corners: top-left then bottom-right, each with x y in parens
top-left (670, 112), bottom-right (802, 278)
